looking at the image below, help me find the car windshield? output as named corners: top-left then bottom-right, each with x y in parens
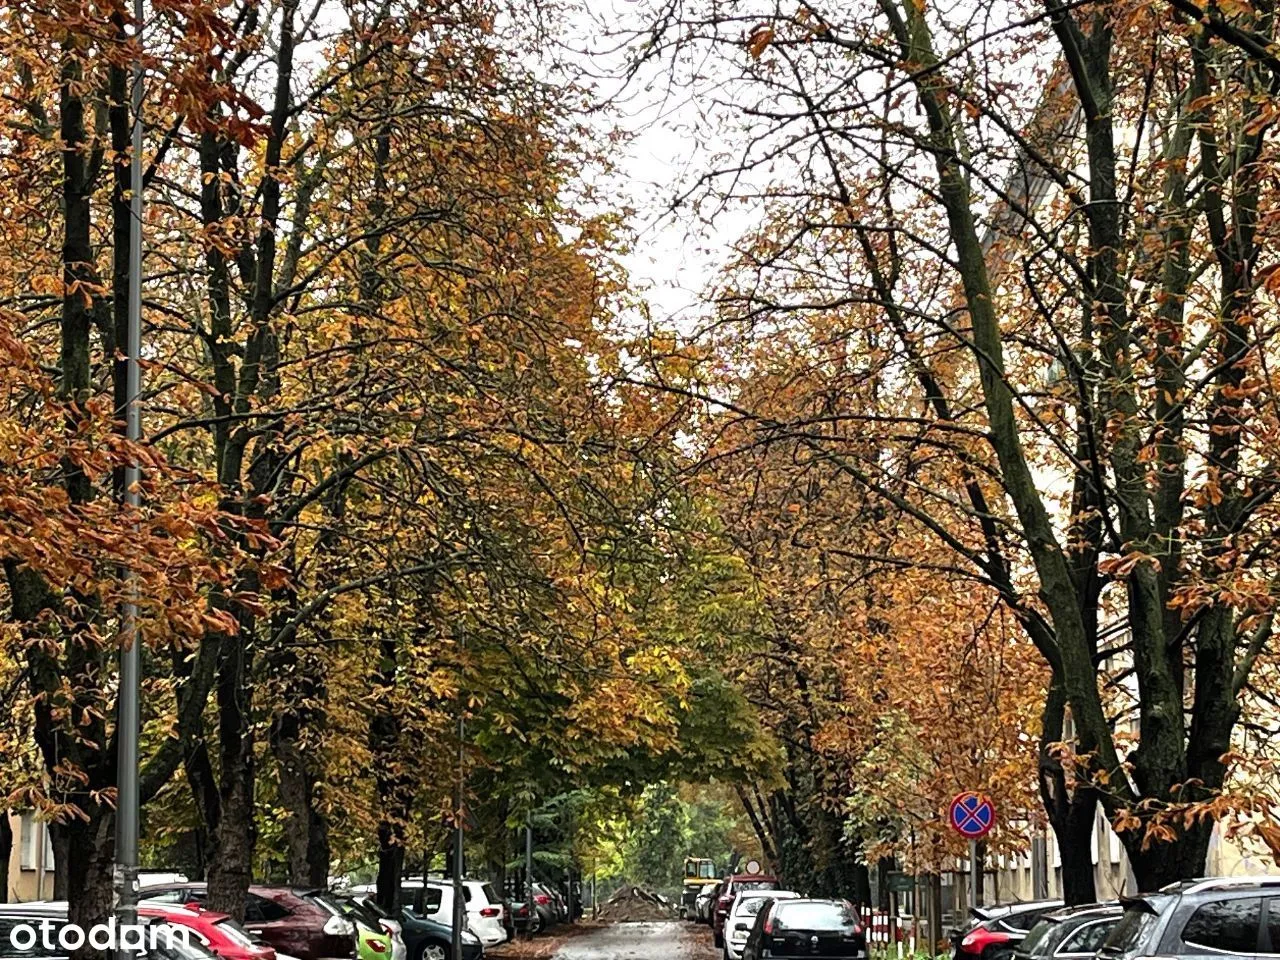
top-left (337, 899), bottom-right (382, 929)
top-left (358, 900), bottom-right (391, 921)
top-left (212, 919), bottom-right (258, 949)
top-left (308, 893), bottom-right (349, 918)
top-left (701, 884), bottom-right (719, 895)
top-left (774, 903), bottom-right (857, 931)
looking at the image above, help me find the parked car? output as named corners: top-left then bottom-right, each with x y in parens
top-left (0, 902), bottom-right (222, 960)
top-left (138, 882), bottom-right (358, 960)
top-left (509, 900), bottom-right (541, 935)
top-left (724, 891), bottom-right (801, 960)
top-left (1098, 876), bottom-right (1280, 960)
top-left (341, 900), bottom-right (406, 960)
top-left (497, 896), bottom-right (515, 942)
top-left (714, 870), bottom-right (780, 947)
top-left (396, 910), bottom-right (483, 960)
top-left (428, 880), bottom-right (505, 948)
top-left (529, 884), bottom-right (559, 929)
top-left (139, 903), bottom-right (277, 960)
top-left (322, 897), bottom-right (398, 960)
top-left (742, 898), bottom-right (867, 960)
top-left (350, 879), bottom-right (503, 951)
top-left (695, 883), bottom-right (720, 924)
top-left (536, 884), bottom-right (566, 924)
top-left (1014, 904), bottom-right (1122, 960)
top-left (952, 901), bottom-right (1066, 960)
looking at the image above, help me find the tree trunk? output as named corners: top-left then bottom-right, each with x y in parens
top-left (57, 815), bottom-right (116, 960)
top-left (206, 627), bottom-right (256, 920)
top-left (0, 814), bottom-right (12, 902)
top-left (1053, 810), bottom-right (1097, 906)
top-left (1125, 818), bottom-right (1213, 892)
top-left (377, 829), bottom-right (406, 913)
top-left (270, 651), bottom-right (330, 888)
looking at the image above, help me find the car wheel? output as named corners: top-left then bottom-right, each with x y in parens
top-left (420, 943), bottom-right (449, 960)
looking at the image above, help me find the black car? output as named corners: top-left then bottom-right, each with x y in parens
top-left (1099, 876), bottom-right (1280, 960)
top-left (743, 899), bottom-right (867, 960)
top-left (1014, 904), bottom-right (1122, 960)
top-left (953, 901), bottom-right (1065, 960)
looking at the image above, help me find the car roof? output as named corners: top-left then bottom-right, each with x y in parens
top-left (138, 904), bottom-right (217, 922)
top-left (974, 900), bottom-right (1065, 921)
top-left (0, 902), bottom-right (69, 916)
top-left (1043, 903), bottom-right (1121, 920)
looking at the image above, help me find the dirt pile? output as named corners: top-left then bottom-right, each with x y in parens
top-left (595, 886), bottom-right (677, 922)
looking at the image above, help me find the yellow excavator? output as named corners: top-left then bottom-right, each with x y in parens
top-left (681, 857), bottom-right (717, 918)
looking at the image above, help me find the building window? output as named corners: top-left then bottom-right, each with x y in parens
top-left (19, 815), bottom-right (35, 870)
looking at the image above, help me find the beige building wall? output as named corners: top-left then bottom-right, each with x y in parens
top-left (6, 811), bottom-right (55, 903)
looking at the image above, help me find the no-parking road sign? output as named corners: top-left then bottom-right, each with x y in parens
top-left (948, 792), bottom-right (995, 839)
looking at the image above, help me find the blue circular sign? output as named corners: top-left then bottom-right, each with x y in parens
top-left (948, 792), bottom-right (995, 839)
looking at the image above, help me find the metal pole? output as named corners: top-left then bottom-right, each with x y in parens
top-left (451, 691), bottom-right (464, 958)
top-left (114, 0), bottom-right (144, 937)
top-left (969, 840), bottom-right (982, 908)
top-left (525, 822), bottom-right (533, 940)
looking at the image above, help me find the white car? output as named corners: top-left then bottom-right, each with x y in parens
top-left (724, 890), bottom-right (801, 960)
top-left (349, 877), bottom-right (506, 949)
top-left (411, 879), bottom-right (506, 949)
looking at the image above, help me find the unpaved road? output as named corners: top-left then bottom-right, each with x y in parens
top-left (550, 922), bottom-right (716, 960)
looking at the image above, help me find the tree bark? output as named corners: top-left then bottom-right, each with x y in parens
top-left (0, 814), bottom-right (12, 902)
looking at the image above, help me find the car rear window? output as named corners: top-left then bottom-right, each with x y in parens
top-left (1101, 909), bottom-right (1159, 958)
top-left (737, 880), bottom-right (778, 893)
top-left (481, 884), bottom-right (499, 905)
top-left (737, 897), bottom-right (775, 918)
top-left (774, 902), bottom-right (857, 931)
top-left (1005, 909), bottom-right (1054, 932)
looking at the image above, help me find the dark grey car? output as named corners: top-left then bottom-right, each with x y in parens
top-left (1099, 877), bottom-right (1280, 960)
top-left (1014, 904), bottom-right (1122, 960)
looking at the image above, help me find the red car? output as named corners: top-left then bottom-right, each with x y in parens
top-left (140, 904), bottom-right (276, 960)
top-left (713, 867), bottom-right (780, 948)
top-left (139, 883), bottom-right (357, 960)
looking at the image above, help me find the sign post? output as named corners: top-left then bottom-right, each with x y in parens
top-left (947, 792), bottom-right (995, 910)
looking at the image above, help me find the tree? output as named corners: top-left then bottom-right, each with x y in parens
top-left (630, 0), bottom-right (1280, 894)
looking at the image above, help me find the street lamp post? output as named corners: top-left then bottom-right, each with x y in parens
top-left (525, 822), bottom-right (533, 941)
top-left (451, 679), bottom-right (464, 959)
top-left (113, 0), bottom-right (145, 938)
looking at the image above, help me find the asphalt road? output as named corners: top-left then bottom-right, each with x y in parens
top-left (552, 922), bottom-right (714, 960)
